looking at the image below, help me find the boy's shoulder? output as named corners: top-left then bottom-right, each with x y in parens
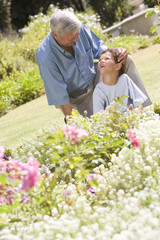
top-left (95, 81), bottom-right (104, 90)
top-left (119, 73), bottom-right (128, 80)
top-left (119, 73), bottom-right (133, 83)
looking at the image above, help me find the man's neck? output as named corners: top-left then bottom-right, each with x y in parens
top-left (62, 46), bottom-right (74, 56)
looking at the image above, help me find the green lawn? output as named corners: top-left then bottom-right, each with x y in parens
top-left (131, 44), bottom-right (160, 104)
top-left (0, 95), bottom-right (64, 148)
top-left (0, 44), bottom-right (160, 149)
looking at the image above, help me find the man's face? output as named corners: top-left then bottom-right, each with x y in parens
top-left (98, 52), bottom-right (116, 75)
top-left (53, 31), bottom-right (80, 47)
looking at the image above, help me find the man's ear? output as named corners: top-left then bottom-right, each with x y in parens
top-left (115, 63), bottom-right (122, 71)
top-left (52, 32), bottom-right (57, 38)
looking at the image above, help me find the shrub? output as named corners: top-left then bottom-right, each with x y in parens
top-left (145, 4), bottom-right (160, 48)
top-left (1, 104), bottom-right (160, 239)
top-left (0, 4), bottom-right (157, 117)
top-left (0, 66), bottom-right (43, 117)
top-left (105, 34), bottom-right (157, 54)
top-left (0, 38), bottom-right (36, 80)
top-left (154, 103), bottom-right (160, 115)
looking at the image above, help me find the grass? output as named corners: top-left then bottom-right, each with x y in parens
top-left (0, 44), bottom-right (160, 149)
top-left (131, 44), bottom-right (160, 104)
top-left (0, 95), bottom-right (64, 148)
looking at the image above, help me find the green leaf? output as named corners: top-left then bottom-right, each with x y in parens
top-left (89, 179), bottom-right (98, 187)
top-left (0, 222), bottom-right (7, 230)
top-left (150, 26), bottom-right (156, 34)
top-left (0, 175), bottom-right (6, 185)
top-left (0, 205), bottom-right (14, 214)
top-left (69, 163), bottom-right (74, 169)
top-left (9, 218), bottom-right (22, 223)
top-left (72, 156), bottom-right (83, 164)
top-left (119, 95), bottom-right (129, 100)
top-left (145, 10), bottom-right (155, 18)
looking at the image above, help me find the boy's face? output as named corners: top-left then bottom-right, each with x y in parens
top-left (98, 52), bottom-right (116, 75)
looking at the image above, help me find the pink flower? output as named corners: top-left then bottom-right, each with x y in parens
top-left (22, 195), bottom-right (30, 203)
top-left (86, 186), bottom-right (96, 195)
top-left (62, 124), bottom-right (88, 145)
top-left (63, 189), bottom-right (72, 197)
top-left (0, 152), bottom-right (40, 204)
top-left (127, 129), bottom-right (139, 149)
top-left (86, 173), bottom-right (98, 182)
top-left (0, 146), bottom-right (5, 159)
top-left (21, 160), bottom-right (39, 191)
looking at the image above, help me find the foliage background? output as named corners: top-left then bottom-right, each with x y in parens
top-left (1, 0), bottom-right (133, 32)
top-left (0, 4), bottom-right (157, 118)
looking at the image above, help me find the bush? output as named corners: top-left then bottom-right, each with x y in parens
top-left (0, 66), bottom-right (43, 117)
top-left (0, 0), bottom-right (11, 33)
top-left (154, 103), bottom-right (160, 115)
top-left (1, 104), bottom-right (160, 238)
top-left (105, 34), bottom-right (157, 54)
top-left (0, 4), bottom-right (157, 118)
top-left (91, 0), bottom-right (132, 27)
top-left (144, 0), bottom-right (158, 7)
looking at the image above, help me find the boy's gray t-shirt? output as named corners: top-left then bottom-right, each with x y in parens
top-left (93, 73), bottom-right (148, 114)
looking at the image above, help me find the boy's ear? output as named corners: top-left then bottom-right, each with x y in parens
top-left (115, 63), bottom-right (122, 71)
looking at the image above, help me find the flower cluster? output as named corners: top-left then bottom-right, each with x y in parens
top-left (127, 129), bottom-right (139, 149)
top-left (0, 106), bottom-right (160, 239)
top-left (0, 146), bottom-right (39, 204)
top-left (62, 124), bottom-right (88, 145)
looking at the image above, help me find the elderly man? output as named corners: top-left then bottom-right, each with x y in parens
top-left (36, 9), bottom-right (152, 119)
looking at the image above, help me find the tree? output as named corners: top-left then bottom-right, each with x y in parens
top-left (0, 0), bottom-right (11, 33)
top-left (10, 0), bottom-right (89, 30)
top-left (89, 0), bottom-right (132, 27)
top-left (58, 0), bottom-right (87, 11)
top-left (143, 0), bottom-right (158, 8)
top-left (11, 0), bottom-right (52, 30)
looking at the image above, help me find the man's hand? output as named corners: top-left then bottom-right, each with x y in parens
top-left (115, 47), bottom-right (128, 64)
top-left (60, 103), bottom-right (73, 116)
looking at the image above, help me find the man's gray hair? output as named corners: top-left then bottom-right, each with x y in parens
top-left (50, 10), bottom-right (82, 36)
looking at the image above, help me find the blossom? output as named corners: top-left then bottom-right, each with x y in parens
top-left (22, 195), bottom-right (30, 203)
top-left (63, 189), bottom-right (72, 197)
top-left (86, 186), bottom-right (96, 195)
top-left (21, 160), bottom-right (39, 191)
top-left (0, 146), bottom-right (5, 159)
top-left (62, 124), bottom-right (88, 145)
top-left (86, 173), bottom-right (98, 182)
top-left (0, 154), bottom-right (40, 203)
top-left (127, 129), bottom-right (139, 149)
top-left (130, 29), bottom-right (135, 33)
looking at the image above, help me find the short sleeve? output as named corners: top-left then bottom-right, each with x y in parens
top-left (93, 85), bottom-right (106, 114)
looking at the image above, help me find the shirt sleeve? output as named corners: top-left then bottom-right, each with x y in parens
top-left (126, 75), bottom-right (148, 108)
top-left (93, 85), bottom-right (107, 114)
top-left (82, 25), bottom-right (107, 59)
top-left (36, 55), bottom-right (69, 106)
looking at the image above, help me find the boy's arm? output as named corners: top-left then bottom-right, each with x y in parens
top-left (93, 86), bottom-right (106, 114)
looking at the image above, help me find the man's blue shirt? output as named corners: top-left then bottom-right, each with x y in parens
top-left (36, 25), bottom-right (107, 105)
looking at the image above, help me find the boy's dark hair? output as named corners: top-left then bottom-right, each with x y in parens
top-left (100, 48), bottom-right (125, 76)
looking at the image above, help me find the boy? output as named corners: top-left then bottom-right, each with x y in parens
top-left (93, 48), bottom-right (148, 114)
